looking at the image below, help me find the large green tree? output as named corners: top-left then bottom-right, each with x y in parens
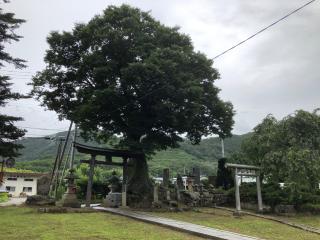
top-left (0, 1), bottom-right (26, 158)
top-left (30, 5), bottom-right (234, 203)
top-left (237, 110), bottom-right (320, 201)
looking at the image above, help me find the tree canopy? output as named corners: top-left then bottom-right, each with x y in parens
top-left (235, 109), bottom-right (320, 199)
top-left (30, 5), bottom-right (234, 155)
top-left (0, 0), bottom-right (26, 158)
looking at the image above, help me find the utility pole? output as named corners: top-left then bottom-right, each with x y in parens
top-left (48, 121), bottom-right (73, 198)
top-left (54, 121), bottom-right (73, 199)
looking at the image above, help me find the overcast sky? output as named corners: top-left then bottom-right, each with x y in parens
top-left (2, 0), bottom-right (320, 137)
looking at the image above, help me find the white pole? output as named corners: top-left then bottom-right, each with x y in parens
top-left (221, 138), bottom-right (225, 158)
top-left (256, 175), bottom-right (263, 212)
top-left (234, 168), bottom-right (241, 212)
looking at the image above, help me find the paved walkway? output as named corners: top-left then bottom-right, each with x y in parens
top-left (93, 206), bottom-right (262, 240)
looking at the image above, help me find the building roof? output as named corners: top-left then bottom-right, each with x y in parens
top-left (4, 172), bottom-right (46, 178)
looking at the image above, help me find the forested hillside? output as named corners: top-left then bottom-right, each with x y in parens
top-left (15, 132), bottom-right (250, 176)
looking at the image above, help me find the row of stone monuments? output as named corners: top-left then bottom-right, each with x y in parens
top-left (154, 167), bottom-right (228, 208)
top-left (100, 167), bottom-right (228, 209)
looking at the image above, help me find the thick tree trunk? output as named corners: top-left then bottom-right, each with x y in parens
top-left (126, 154), bottom-right (153, 207)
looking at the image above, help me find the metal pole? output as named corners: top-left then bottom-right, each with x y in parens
top-left (58, 121), bottom-right (73, 167)
top-left (48, 140), bottom-right (63, 197)
top-left (53, 121), bottom-right (73, 199)
top-left (58, 143), bottom-right (72, 188)
top-left (70, 124), bottom-right (77, 169)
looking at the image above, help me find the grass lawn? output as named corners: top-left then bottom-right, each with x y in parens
top-left (278, 214), bottom-right (320, 229)
top-left (153, 208), bottom-right (320, 240)
top-left (0, 207), bottom-right (204, 240)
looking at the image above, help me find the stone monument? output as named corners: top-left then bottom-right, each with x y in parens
top-left (177, 174), bottom-right (184, 190)
top-left (192, 167), bottom-right (201, 185)
top-left (163, 168), bottom-right (170, 188)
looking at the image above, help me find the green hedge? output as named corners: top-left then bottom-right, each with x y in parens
top-left (224, 182), bottom-right (320, 209)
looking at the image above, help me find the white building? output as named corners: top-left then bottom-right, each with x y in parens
top-left (0, 172), bottom-right (45, 197)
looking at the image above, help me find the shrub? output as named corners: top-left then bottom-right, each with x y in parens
top-left (299, 203), bottom-right (320, 214)
top-left (0, 192), bottom-right (9, 203)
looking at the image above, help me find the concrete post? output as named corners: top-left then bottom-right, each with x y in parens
top-left (256, 175), bottom-right (263, 212)
top-left (85, 155), bottom-right (95, 207)
top-left (121, 157), bottom-right (128, 208)
top-left (122, 184), bottom-right (127, 207)
top-left (234, 168), bottom-right (241, 212)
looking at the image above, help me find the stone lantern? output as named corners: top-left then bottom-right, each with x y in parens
top-left (59, 169), bottom-right (81, 208)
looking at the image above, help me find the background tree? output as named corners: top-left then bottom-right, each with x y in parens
top-left (236, 110), bottom-right (320, 202)
top-left (30, 5), bottom-right (234, 203)
top-left (0, 1), bottom-right (26, 158)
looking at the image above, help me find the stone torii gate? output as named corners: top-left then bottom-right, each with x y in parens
top-left (225, 163), bottom-right (263, 214)
top-left (74, 142), bottom-right (144, 207)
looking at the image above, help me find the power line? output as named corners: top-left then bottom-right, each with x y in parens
top-left (94, 0), bottom-right (318, 115)
top-left (5, 73), bottom-right (33, 76)
top-left (6, 76), bottom-right (33, 79)
top-left (20, 126), bottom-right (67, 131)
top-left (1, 69), bottom-right (36, 74)
top-left (213, 0), bottom-right (317, 60)
top-left (3, 0), bottom-right (316, 130)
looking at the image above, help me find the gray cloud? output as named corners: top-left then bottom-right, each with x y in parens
top-left (2, 0), bottom-right (319, 137)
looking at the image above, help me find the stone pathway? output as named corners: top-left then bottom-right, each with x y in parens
top-left (0, 197), bottom-right (26, 207)
top-left (93, 206), bottom-right (262, 240)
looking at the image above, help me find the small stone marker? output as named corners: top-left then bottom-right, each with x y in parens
top-left (192, 167), bottom-right (201, 185)
top-left (163, 168), bottom-right (170, 188)
top-left (177, 174), bottom-right (184, 190)
top-left (175, 184), bottom-right (181, 201)
top-left (153, 183), bottom-right (159, 203)
top-left (166, 189), bottom-right (171, 201)
top-left (187, 177), bottom-right (193, 192)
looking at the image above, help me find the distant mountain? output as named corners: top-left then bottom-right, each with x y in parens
top-left (15, 131), bottom-right (250, 176)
